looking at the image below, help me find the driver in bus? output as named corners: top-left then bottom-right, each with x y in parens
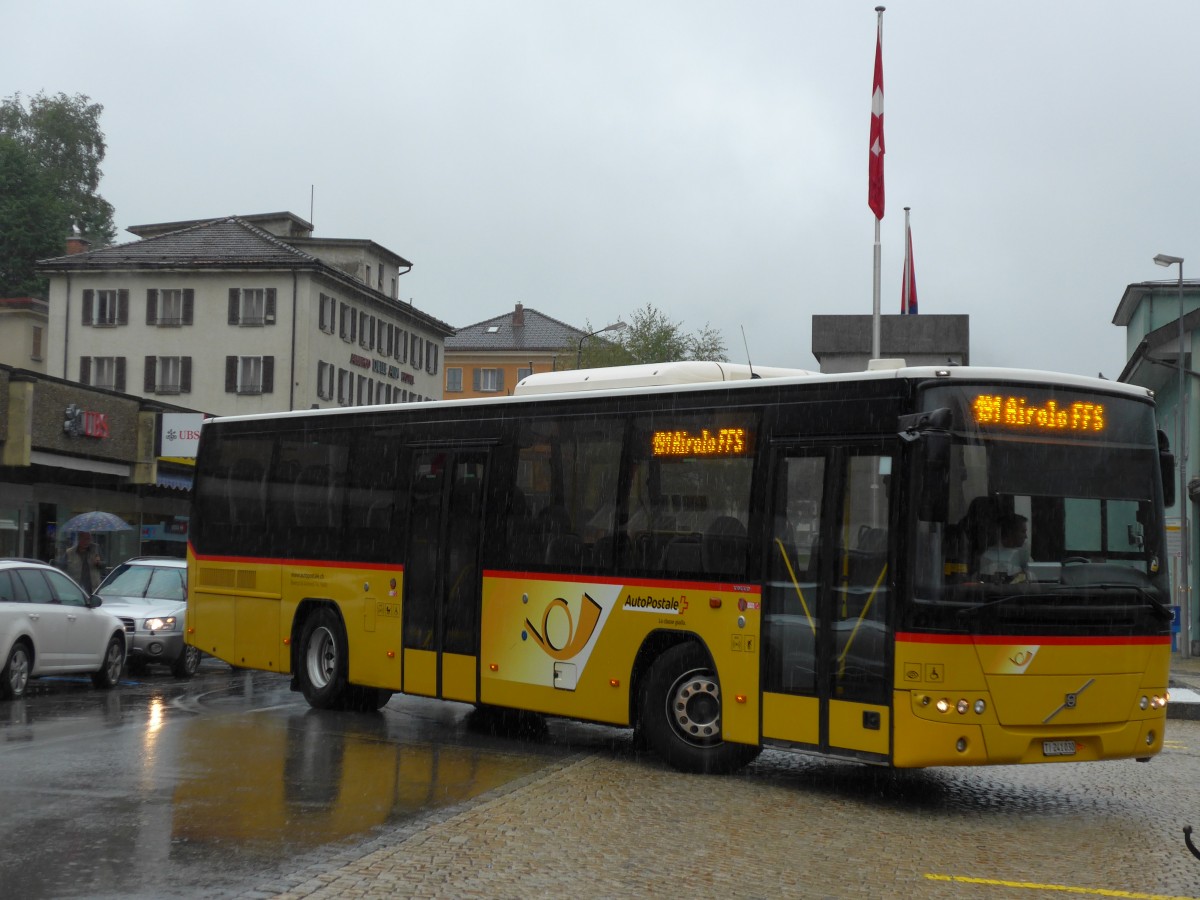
top-left (978, 513), bottom-right (1030, 583)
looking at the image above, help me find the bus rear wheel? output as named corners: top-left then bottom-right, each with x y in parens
top-left (639, 642), bottom-right (759, 774)
top-left (298, 608), bottom-right (350, 709)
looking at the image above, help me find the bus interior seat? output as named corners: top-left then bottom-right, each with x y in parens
top-left (702, 516), bottom-right (747, 575)
top-left (660, 534), bottom-right (702, 574)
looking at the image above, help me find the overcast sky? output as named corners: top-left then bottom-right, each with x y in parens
top-left (6, 1), bottom-right (1200, 376)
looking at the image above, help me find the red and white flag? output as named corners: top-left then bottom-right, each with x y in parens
top-left (901, 210), bottom-right (918, 314)
top-left (868, 11), bottom-right (885, 220)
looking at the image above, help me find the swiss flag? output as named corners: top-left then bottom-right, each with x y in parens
top-left (868, 16), bottom-right (885, 220)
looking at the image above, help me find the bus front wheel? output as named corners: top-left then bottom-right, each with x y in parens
top-left (639, 643), bottom-right (759, 774)
top-left (298, 608), bottom-right (350, 709)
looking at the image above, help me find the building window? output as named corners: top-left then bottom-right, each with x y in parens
top-left (80, 356), bottom-right (126, 391)
top-left (474, 368), bottom-right (503, 393)
top-left (81, 289), bottom-right (129, 326)
top-left (356, 374), bottom-right (370, 406)
top-left (317, 361), bottom-right (335, 400)
top-left (340, 303), bottom-right (357, 342)
top-left (517, 366), bottom-right (533, 381)
top-left (145, 356), bottom-right (191, 394)
top-left (425, 341), bottom-right (439, 376)
top-left (391, 277), bottom-right (396, 299)
top-left (31, 326), bottom-right (43, 362)
top-left (410, 334), bottom-right (423, 370)
top-left (225, 355), bottom-right (274, 394)
top-left (319, 294), bottom-right (337, 334)
top-left (228, 288), bottom-right (276, 326)
top-left (147, 288), bottom-right (193, 326)
top-left (365, 265), bottom-right (372, 288)
top-left (337, 368), bottom-right (352, 406)
top-left (446, 367), bottom-right (463, 392)
top-left (394, 328), bottom-right (408, 363)
top-left (377, 265), bottom-right (383, 291)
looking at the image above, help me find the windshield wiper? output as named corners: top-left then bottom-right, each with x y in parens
top-left (1079, 583), bottom-right (1173, 622)
top-left (957, 584), bottom-right (1172, 622)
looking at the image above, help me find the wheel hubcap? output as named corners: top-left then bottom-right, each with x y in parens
top-left (10, 648), bottom-right (29, 695)
top-left (667, 668), bottom-right (722, 746)
top-left (306, 626), bottom-right (337, 689)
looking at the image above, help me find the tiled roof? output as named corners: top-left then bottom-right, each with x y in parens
top-left (37, 217), bottom-right (317, 269)
top-left (446, 306), bottom-right (589, 352)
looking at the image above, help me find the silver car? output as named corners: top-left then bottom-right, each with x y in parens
top-left (0, 559), bottom-right (127, 700)
top-left (92, 557), bottom-right (201, 679)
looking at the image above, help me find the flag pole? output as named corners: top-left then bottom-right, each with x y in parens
top-left (870, 6), bottom-right (885, 359)
top-left (902, 205), bottom-right (911, 313)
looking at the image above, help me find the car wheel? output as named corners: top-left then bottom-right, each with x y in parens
top-left (91, 634), bottom-right (125, 689)
top-left (297, 608), bottom-right (350, 710)
top-left (638, 642), bottom-right (760, 774)
top-left (171, 644), bottom-right (202, 679)
top-left (1, 641), bottom-right (32, 700)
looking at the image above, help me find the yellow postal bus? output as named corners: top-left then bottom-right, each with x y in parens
top-left (186, 362), bottom-right (1174, 773)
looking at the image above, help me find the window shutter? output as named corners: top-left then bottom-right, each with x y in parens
top-left (498, 369), bottom-right (505, 391)
top-left (225, 356), bottom-right (237, 392)
top-left (265, 288), bottom-right (276, 323)
top-left (262, 356), bottom-right (274, 393)
top-left (472, 368), bottom-right (480, 391)
top-left (115, 357), bottom-right (126, 392)
top-left (181, 357), bottom-right (192, 393)
top-left (79, 356), bottom-right (92, 385)
top-left (146, 289), bottom-right (158, 325)
top-left (82, 290), bottom-right (94, 325)
top-left (118, 289), bottom-right (129, 325)
top-left (351, 310), bottom-right (357, 343)
top-left (182, 289), bottom-right (194, 324)
top-left (228, 289), bottom-right (240, 325)
top-left (144, 356), bottom-right (156, 391)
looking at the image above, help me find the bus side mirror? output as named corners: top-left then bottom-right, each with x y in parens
top-left (1161, 452), bottom-right (1176, 507)
top-left (1159, 430), bottom-right (1176, 508)
top-left (898, 409), bottom-right (951, 522)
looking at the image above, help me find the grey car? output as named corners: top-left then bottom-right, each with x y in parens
top-left (93, 557), bottom-right (201, 678)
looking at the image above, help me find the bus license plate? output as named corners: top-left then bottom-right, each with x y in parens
top-left (1043, 740), bottom-right (1076, 757)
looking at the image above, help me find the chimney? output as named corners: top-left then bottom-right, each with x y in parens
top-left (65, 235), bottom-right (92, 256)
top-left (512, 302), bottom-right (526, 327)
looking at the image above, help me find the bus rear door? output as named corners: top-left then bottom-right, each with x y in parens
top-left (761, 445), bottom-right (894, 762)
top-left (401, 448), bottom-right (488, 703)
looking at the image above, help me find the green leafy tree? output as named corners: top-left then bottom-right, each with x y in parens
top-left (0, 135), bottom-right (67, 296)
top-left (560, 303), bottom-right (729, 370)
top-left (0, 91), bottom-right (115, 295)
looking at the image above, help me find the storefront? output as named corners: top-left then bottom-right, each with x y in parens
top-left (0, 365), bottom-right (201, 567)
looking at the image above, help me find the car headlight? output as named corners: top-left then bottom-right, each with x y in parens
top-left (144, 616), bottom-right (179, 632)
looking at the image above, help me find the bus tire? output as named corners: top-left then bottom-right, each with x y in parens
top-left (297, 608), bottom-right (350, 710)
top-left (639, 642), bottom-right (760, 774)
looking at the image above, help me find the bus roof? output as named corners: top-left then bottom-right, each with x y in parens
top-left (512, 361), bottom-right (815, 395)
top-left (200, 363), bottom-right (1156, 427)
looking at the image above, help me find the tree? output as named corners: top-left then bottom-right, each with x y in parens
top-left (0, 135), bottom-right (67, 296)
top-left (560, 302), bottom-right (729, 370)
top-left (0, 92), bottom-right (115, 244)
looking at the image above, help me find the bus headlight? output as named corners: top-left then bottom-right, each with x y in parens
top-left (935, 698), bottom-right (951, 713)
top-left (973, 699), bottom-right (986, 715)
top-left (956, 699), bottom-right (970, 715)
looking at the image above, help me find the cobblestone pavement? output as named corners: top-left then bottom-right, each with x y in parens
top-left (247, 718), bottom-right (1200, 900)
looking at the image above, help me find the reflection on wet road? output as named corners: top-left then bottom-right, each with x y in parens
top-left (0, 665), bottom-right (569, 899)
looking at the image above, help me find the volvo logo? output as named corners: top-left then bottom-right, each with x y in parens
top-left (1043, 678), bottom-right (1095, 723)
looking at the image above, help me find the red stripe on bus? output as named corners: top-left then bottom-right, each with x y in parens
top-left (895, 632), bottom-right (1170, 647)
top-left (190, 552), bottom-right (403, 572)
top-left (482, 569), bottom-right (761, 594)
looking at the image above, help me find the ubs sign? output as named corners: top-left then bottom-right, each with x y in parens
top-left (63, 404), bottom-right (109, 439)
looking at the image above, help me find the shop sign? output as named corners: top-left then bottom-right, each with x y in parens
top-left (63, 404), bottom-right (109, 439)
top-left (162, 413), bottom-right (204, 457)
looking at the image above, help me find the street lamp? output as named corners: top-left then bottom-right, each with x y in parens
top-left (1155, 252), bottom-right (1190, 659)
top-left (577, 321), bottom-right (628, 369)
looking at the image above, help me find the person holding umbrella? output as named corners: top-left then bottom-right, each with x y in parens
top-left (59, 531), bottom-right (105, 593)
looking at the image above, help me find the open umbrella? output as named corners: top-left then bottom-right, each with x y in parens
top-left (60, 511), bottom-right (133, 533)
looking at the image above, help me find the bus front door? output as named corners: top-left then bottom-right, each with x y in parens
top-left (761, 447), bottom-right (894, 763)
top-left (401, 449), bottom-right (488, 704)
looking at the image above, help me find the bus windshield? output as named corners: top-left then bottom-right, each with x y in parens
top-left (909, 384), bottom-right (1170, 635)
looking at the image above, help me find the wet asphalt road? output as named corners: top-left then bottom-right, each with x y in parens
top-left (2, 662), bottom-right (1199, 899)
